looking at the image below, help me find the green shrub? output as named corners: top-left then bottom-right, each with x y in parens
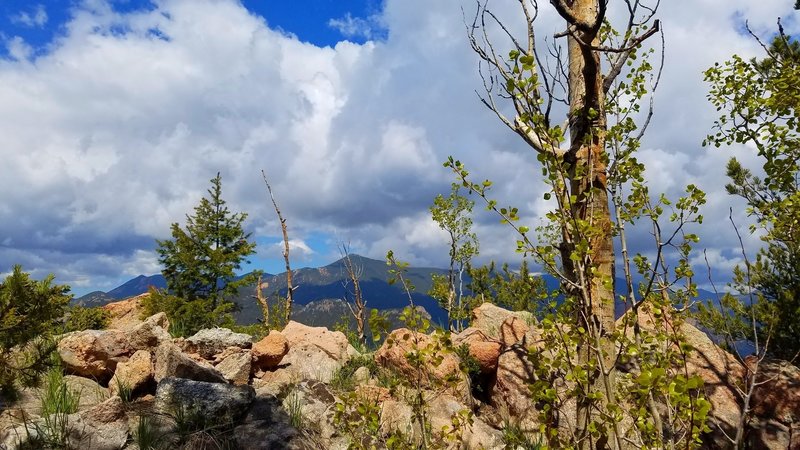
top-left (17, 367), bottom-right (82, 449)
top-left (500, 419), bottom-right (543, 450)
top-left (141, 287), bottom-right (235, 338)
top-left (330, 354), bottom-right (378, 392)
top-left (65, 305), bottom-right (110, 332)
top-left (0, 266), bottom-right (70, 398)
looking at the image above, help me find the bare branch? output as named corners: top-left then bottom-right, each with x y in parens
top-left (602, 21), bottom-right (661, 92)
top-left (262, 170), bottom-right (293, 325)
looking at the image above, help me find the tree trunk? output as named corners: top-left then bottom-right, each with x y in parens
top-left (566, 0), bottom-right (617, 447)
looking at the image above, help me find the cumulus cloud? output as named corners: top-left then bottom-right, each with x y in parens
top-left (328, 12), bottom-right (384, 41)
top-left (0, 0), bottom-right (796, 294)
top-left (5, 36), bottom-right (33, 60)
top-left (11, 4), bottom-right (48, 28)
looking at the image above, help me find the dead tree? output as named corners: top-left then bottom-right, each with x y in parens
top-left (339, 243), bottom-right (367, 347)
top-left (262, 170), bottom-right (294, 325)
top-left (252, 274), bottom-right (269, 326)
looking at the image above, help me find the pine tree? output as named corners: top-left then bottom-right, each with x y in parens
top-left (0, 266), bottom-right (71, 398)
top-left (155, 173), bottom-right (257, 330)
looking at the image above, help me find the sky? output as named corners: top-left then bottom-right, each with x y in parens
top-left (0, 0), bottom-right (796, 296)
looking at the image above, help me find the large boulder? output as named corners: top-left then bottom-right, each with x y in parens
top-left (234, 395), bottom-right (323, 450)
top-left (153, 342), bottom-right (226, 383)
top-left (677, 321), bottom-right (744, 449)
top-left (491, 346), bottom-right (538, 427)
top-left (251, 330), bottom-right (289, 370)
top-left (58, 329), bottom-right (132, 381)
top-left (0, 376), bottom-right (109, 446)
top-left (471, 303), bottom-right (536, 346)
top-left (185, 327), bottom-right (253, 359)
top-left (126, 312), bottom-right (171, 350)
top-left (155, 377), bottom-right (255, 423)
top-left (66, 396), bottom-right (130, 450)
top-left (57, 311), bottom-right (170, 382)
top-left (375, 329), bottom-right (461, 388)
top-left (103, 293), bottom-right (149, 330)
top-left (745, 358), bottom-right (800, 449)
top-left (283, 381), bottom-right (339, 441)
top-left (453, 327), bottom-right (502, 374)
top-left (2, 396), bottom-right (130, 450)
top-left (268, 321), bottom-right (357, 383)
top-left (427, 394), bottom-right (504, 449)
top-left (109, 349), bottom-right (153, 396)
top-left (618, 310), bottom-right (745, 449)
top-left (215, 349), bottom-right (253, 386)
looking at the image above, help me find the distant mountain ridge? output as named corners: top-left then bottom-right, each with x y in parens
top-left (74, 255), bottom-right (721, 326)
top-left (72, 274), bottom-right (166, 307)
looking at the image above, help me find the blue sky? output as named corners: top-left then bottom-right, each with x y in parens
top-left (0, 0), bottom-right (796, 296)
top-left (0, 0), bottom-right (384, 55)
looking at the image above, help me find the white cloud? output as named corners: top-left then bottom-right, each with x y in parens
top-left (5, 36), bottom-right (32, 60)
top-left (11, 5), bottom-right (48, 28)
top-left (328, 13), bottom-right (383, 41)
top-left (0, 0), bottom-right (796, 294)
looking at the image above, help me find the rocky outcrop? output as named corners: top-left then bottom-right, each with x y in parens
top-left (66, 396), bottom-right (130, 450)
top-left (251, 330), bottom-right (289, 370)
top-left (491, 346), bottom-right (538, 426)
top-left (58, 329), bottom-right (132, 381)
top-left (57, 312), bottom-right (170, 382)
top-left (471, 303), bottom-right (535, 345)
top-left (267, 321), bottom-right (357, 383)
top-left (215, 349), bottom-right (252, 385)
top-left (185, 327), bottom-right (253, 359)
top-left (428, 394), bottom-right (503, 449)
top-left (126, 312), bottom-right (171, 350)
top-left (10, 299), bottom-right (800, 450)
top-left (375, 328), bottom-right (461, 387)
top-left (153, 342), bottom-right (226, 383)
top-left (746, 358), bottom-right (800, 449)
top-left (453, 328), bottom-right (502, 374)
top-left (283, 381), bottom-right (339, 441)
top-left (1, 396), bottom-right (129, 450)
top-left (103, 293), bottom-right (149, 330)
top-left (155, 377), bottom-right (255, 423)
top-left (109, 349), bottom-right (153, 396)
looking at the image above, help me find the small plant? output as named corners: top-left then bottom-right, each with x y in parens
top-left (333, 314), bottom-right (365, 353)
top-left (333, 390), bottom-right (384, 449)
top-left (284, 390), bottom-right (304, 429)
top-left (169, 404), bottom-right (236, 448)
top-left (453, 343), bottom-right (483, 397)
top-left (330, 355), bottom-right (378, 392)
top-left (500, 418), bottom-right (543, 450)
top-left (19, 367), bottom-right (82, 449)
top-left (114, 378), bottom-right (133, 405)
top-left (134, 414), bottom-right (169, 450)
top-left (39, 368), bottom-right (80, 417)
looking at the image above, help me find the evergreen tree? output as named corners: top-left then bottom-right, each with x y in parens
top-left (0, 266), bottom-right (71, 398)
top-left (155, 173), bottom-right (257, 331)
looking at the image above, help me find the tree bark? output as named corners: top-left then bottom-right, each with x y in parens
top-left (564, 0), bottom-right (617, 448)
top-left (262, 171), bottom-right (294, 325)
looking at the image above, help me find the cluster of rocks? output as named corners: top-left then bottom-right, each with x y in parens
top-left (0, 295), bottom-right (798, 449)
